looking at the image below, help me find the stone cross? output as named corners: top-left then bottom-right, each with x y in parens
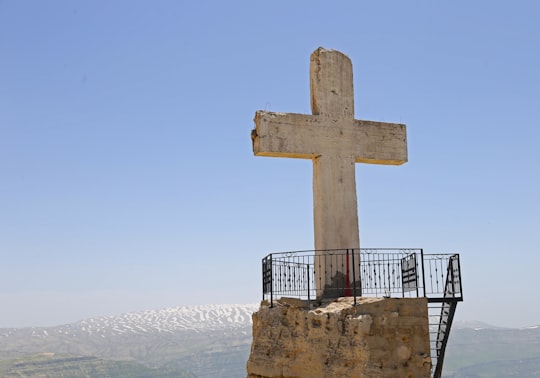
top-left (251, 47), bottom-right (407, 298)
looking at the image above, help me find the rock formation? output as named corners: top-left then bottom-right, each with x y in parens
top-left (246, 297), bottom-right (431, 378)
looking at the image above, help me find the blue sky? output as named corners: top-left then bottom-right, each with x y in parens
top-left (1, 1), bottom-right (539, 328)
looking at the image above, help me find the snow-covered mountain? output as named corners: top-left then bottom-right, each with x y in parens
top-left (1, 303), bottom-right (259, 339)
top-left (76, 303), bottom-right (259, 334)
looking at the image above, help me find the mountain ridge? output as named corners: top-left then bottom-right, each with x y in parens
top-left (1, 303), bottom-right (259, 339)
top-left (2, 303), bottom-right (535, 334)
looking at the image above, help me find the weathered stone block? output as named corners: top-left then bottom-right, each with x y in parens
top-left (246, 297), bottom-right (431, 378)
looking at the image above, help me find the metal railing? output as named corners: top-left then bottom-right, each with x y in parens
top-left (262, 248), bottom-right (462, 305)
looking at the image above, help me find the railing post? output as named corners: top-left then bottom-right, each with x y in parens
top-left (359, 249), bottom-right (363, 297)
top-left (420, 249), bottom-right (426, 298)
top-left (351, 249), bottom-right (357, 305)
top-left (345, 249), bottom-right (351, 297)
top-left (449, 256), bottom-right (455, 296)
top-left (415, 252), bottom-right (419, 298)
top-left (307, 261), bottom-right (311, 304)
top-left (456, 254), bottom-right (463, 300)
top-left (269, 254), bottom-right (273, 307)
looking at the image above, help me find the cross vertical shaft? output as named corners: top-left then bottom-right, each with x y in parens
top-left (313, 155), bottom-right (359, 252)
top-left (310, 49), bottom-right (359, 257)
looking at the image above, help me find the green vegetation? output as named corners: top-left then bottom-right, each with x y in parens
top-left (0, 353), bottom-right (196, 378)
top-left (443, 327), bottom-right (540, 377)
top-left (0, 326), bottom-right (252, 378)
top-left (445, 357), bottom-right (540, 377)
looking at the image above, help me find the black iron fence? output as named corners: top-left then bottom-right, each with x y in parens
top-left (261, 248), bottom-right (463, 306)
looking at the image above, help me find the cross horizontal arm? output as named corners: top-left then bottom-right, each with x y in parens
top-left (252, 111), bottom-right (324, 159)
top-left (253, 111), bottom-right (408, 165)
top-left (353, 120), bottom-right (408, 165)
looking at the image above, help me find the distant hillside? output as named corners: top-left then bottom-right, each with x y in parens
top-left (0, 353), bottom-right (195, 378)
top-left (443, 325), bottom-right (540, 377)
top-left (0, 303), bottom-right (538, 377)
top-left (446, 356), bottom-right (540, 378)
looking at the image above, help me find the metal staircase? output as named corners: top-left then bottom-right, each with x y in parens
top-left (428, 254), bottom-right (462, 378)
